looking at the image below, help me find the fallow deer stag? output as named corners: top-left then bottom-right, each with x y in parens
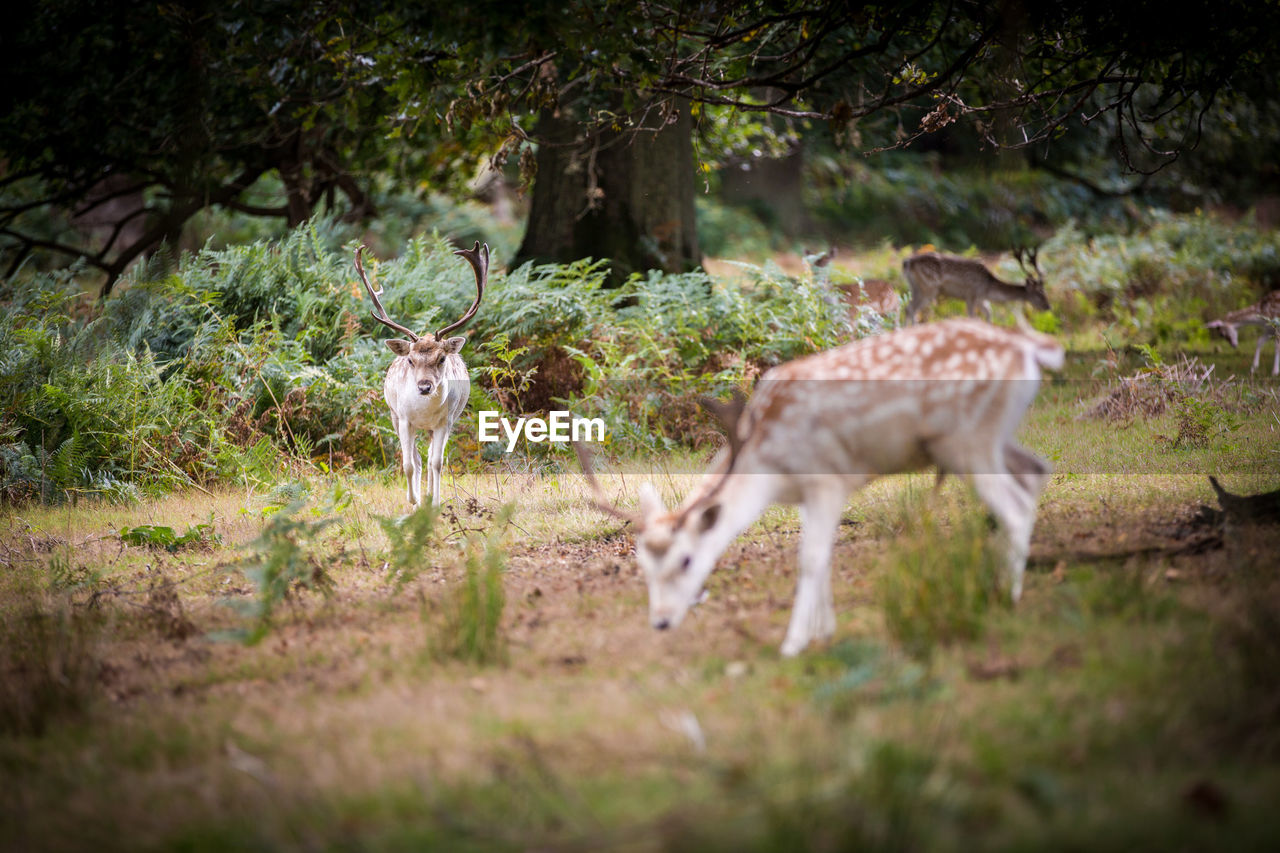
top-left (904, 248), bottom-right (1049, 323)
top-left (1206, 290), bottom-right (1280, 376)
top-left (357, 242), bottom-right (487, 507)
top-left (578, 318), bottom-right (1063, 656)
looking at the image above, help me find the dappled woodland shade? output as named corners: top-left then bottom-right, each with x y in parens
top-left (515, 101), bottom-right (699, 284)
top-left (6, 0), bottom-right (1280, 294)
top-left (0, 0), bottom-right (390, 296)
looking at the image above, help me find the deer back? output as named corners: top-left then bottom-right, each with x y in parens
top-left (903, 252), bottom-right (998, 302)
top-left (727, 319), bottom-right (1061, 480)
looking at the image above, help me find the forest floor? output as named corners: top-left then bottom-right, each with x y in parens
top-left (3, 344), bottom-right (1280, 851)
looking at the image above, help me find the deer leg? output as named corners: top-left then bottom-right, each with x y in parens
top-left (427, 428), bottom-right (449, 505)
top-left (904, 289), bottom-right (927, 324)
top-left (969, 472), bottom-right (1037, 603)
top-left (422, 429), bottom-right (436, 505)
top-left (781, 482), bottom-right (853, 657)
top-left (1260, 330), bottom-right (1280, 376)
top-left (397, 420), bottom-right (421, 507)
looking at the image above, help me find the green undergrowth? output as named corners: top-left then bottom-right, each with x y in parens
top-left (808, 154), bottom-right (1140, 251)
top-left (3, 212), bottom-right (1276, 508)
top-left (1, 223), bottom-right (851, 505)
top-left (1026, 212), bottom-right (1280, 350)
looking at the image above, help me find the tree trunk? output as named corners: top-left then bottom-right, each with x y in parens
top-left (516, 100), bottom-right (699, 285)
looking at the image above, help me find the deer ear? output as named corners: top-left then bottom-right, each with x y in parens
top-left (442, 336), bottom-right (467, 354)
top-left (386, 339), bottom-right (412, 356)
top-left (639, 482), bottom-right (665, 519)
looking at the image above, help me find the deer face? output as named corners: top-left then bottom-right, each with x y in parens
top-left (387, 334), bottom-right (466, 396)
top-left (1206, 320), bottom-right (1239, 348)
top-left (635, 484), bottom-right (722, 631)
top-left (1023, 276), bottom-right (1050, 312)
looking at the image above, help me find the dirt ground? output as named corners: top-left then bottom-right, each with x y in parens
top-left (3, 457), bottom-right (1280, 850)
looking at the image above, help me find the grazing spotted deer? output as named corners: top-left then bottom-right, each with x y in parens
top-left (904, 248), bottom-right (1049, 323)
top-left (578, 318), bottom-right (1063, 656)
top-left (1206, 290), bottom-right (1280, 376)
top-left (836, 278), bottom-right (902, 320)
top-left (357, 242), bottom-right (487, 507)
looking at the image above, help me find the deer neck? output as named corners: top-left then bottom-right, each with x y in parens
top-left (985, 275), bottom-right (1035, 304)
top-left (681, 469), bottom-right (780, 565)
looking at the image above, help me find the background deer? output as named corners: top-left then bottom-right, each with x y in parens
top-left (836, 278), bottom-right (902, 320)
top-left (1206, 290), bottom-right (1280, 375)
top-left (904, 248), bottom-right (1049, 323)
top-left (579, 318), bottom-right (1063, 656)
top-left (802, 246), bottom-right (837, 288)
top-left (357, 242), bottom-right (487, 507)
top-left (803, 246), bottom-right (902, 321)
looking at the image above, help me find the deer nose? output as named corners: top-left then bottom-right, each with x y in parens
top-left (418, 380), bottom-right (434, 396)
top-left (653, 617), bottom-right (671, 631)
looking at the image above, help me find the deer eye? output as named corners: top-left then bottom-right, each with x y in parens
top-left (678, 555), bottom-right (691, 574)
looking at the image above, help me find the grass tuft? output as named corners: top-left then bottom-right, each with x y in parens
top-left (876, 495), bottom-right (1008, 661)
top-left (0, 600), bottom-right (103, 737)
top-left (424, 504), bottom-right (512, 666)
top-left (378, 503), bottom-right (440, 591)
top-left (217, 485), bottom-right (350, 644)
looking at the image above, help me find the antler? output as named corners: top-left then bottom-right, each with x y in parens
top-left (573, 440), bottom-right (643, 526)
top-left (355, 245), bottom-right (419, 341)
top-left (1014, 246), bottom-right (1043, 280)
top-left (437, 241), bottom-right (488, 338)
top-left (575, 390), bottom-right (751, 527)
top-left (689, 388), bottom-right (754, 507)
